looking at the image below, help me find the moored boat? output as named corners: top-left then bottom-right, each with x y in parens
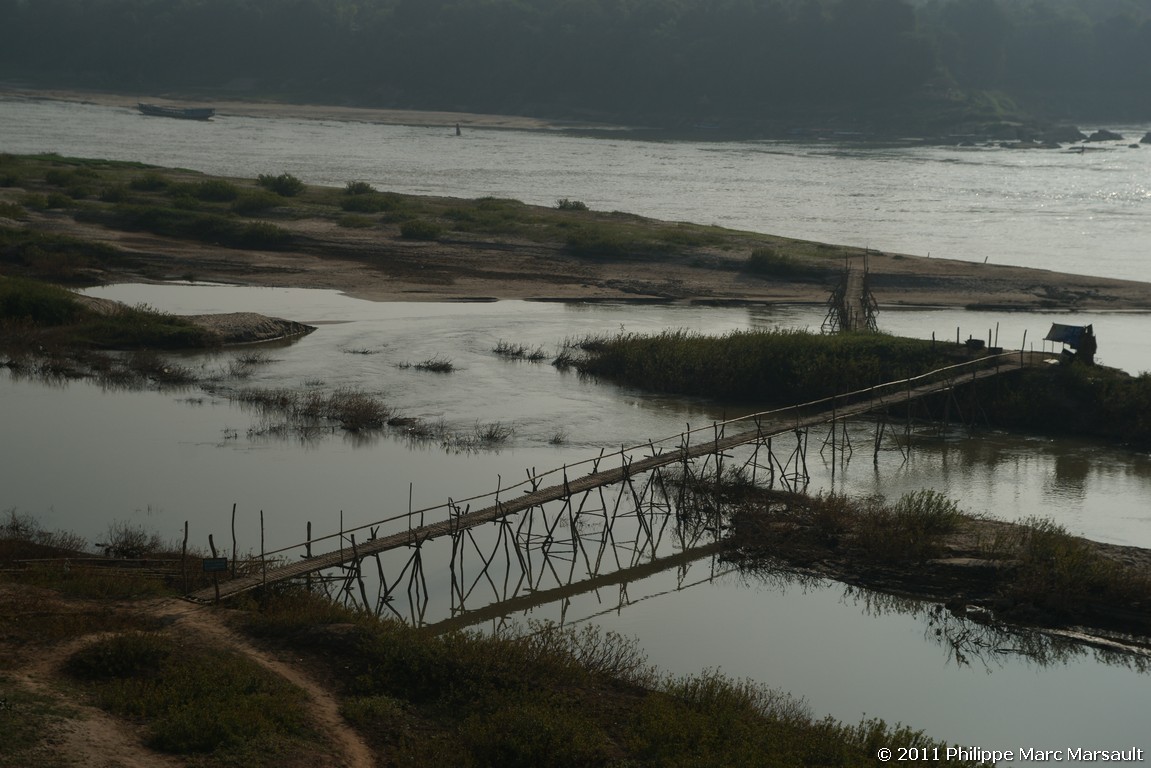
top-left (137, 102), bottom-right (215, 120)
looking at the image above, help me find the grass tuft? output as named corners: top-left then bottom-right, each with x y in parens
top-left (493, 339), bottom-right (547, 361)
top-left (398, 355), bottom-right (455, 373)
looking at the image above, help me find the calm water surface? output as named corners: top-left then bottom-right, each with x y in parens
top-left (3, 286), bottom-right (1149, 759)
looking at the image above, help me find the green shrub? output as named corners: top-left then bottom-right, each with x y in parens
top-left (854, 490), bottom-right (964, 563)
top-left (745, 247), bottom-right (825, 280)
top-left (20, 192), bottom-right (49, 210)
top-left (96, 205), bottom-right (291, 250)
top-left (44, 168), bottom-right (73, 186)
top-left (169, 192), bottom-right (200, 210)
top-left (79, 304), bottom-right (215, 349)
top-left (477, 196), bottom-right (523, 210)
top-left (657, 227), bottom-right (723, 247)
top-left (0, 276), bottom-right (83, 325)
top-left (231, 190), bottom-right (282, 215)
top-left (129, 172), bottom-right (168, 191)
top-left (237, 221), bottom-right (292, 249)
top-left (338, 214), bottom-right (374, 228)
top-left (99, 184), bottom-right (129, 203)
top-left (460, 696), bottom-right (610, 768)
top-left (0, 201), bottom-right (27, 220)
top-left (400, 218), bottom-right (443, 240)
top-left (0, 227), bottom-right (125, 279)
top-left (257, 172), bottom-right (305, 197)
top-left (192, 179), bottom-right (239, 202)
top-left (96, 519), bottom-right (165, 558)
top-left (556, 198), bottom-right (589, 211)
top-left (45, 191), bottom-right (74, 209)
top-left (65, 632), bottom-right (170, 680)
top-left (892, 489), bottom-right (963, 534)
top-left (344, 180), bottom-right (376, 195)
top-left (340, 191), bottom-right (404, 213)
top-left (67, 638), bottom-right (312, 759)
top-left (564, 225), bottom-right (641, 260)
top-left (996, 517), bottom-right (1151, 621)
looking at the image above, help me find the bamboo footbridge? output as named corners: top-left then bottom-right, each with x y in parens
top-left (186, 351), bottom-right (1028, 604)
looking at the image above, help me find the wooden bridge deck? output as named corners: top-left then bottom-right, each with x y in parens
top-left (186, 357), bottom-right (1022, 603)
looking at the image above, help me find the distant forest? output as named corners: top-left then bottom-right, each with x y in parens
top-left (2, 0), bottom-right (1149, 132)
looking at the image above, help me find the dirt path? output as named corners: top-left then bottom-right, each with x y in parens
top-left (4, 592), bottom-right (374, 768)
top-left (147, 599), bottom-right (375, 768)
top-left (11, 631), bottom-right (186, 768)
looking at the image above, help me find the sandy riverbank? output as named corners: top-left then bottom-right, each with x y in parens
top-left (0, 84), bottom-right (607, 131)
top-left (4, 93), bottom-right (1151, 310)
top-left (36, 208), bottom-right (1151, 310)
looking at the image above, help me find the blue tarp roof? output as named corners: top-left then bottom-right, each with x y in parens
top-left (1045, 323), bottom-right (1087, 346)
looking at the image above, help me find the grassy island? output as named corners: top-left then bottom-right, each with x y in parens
top-left (569, 328), bottom-right (1151, 449)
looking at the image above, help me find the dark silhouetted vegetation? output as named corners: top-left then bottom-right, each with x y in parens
top-left (573, 328), bottom-right (963, 403)
top-left (66, 632), bottom-right (317, 759)
top-left (256, 172), bottom-right (305, 197)
top-left (0, 275), bottom-right (214, 350)
top-left (573, 327), bottom-right (1151, 448)
top-left (344, 180), bottom-right (376, 195)
top-left (398, 218), bottom-right (443, 240)
top-left (730, 490), bottom-right (1151, 635)
top-left (3, 0), bottom-right (1149, 132)
top-left (978, 362), bottom-right (1151, 449)
top-left (242, 589), bottom-right (984, 766)
top-left (745, 246), bottom-right (828, 281)
top-left (81, 204), bottom-right (292, 250)
top-left (0, 223), bottom-right (127, 281)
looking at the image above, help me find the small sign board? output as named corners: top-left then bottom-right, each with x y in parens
top-left (202, 557), bottom-right (229, 573)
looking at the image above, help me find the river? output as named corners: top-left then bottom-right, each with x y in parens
top-left (2, 94), bottom-right (1150, 281)
top-left (2, 97), bottom-right (1151, 761)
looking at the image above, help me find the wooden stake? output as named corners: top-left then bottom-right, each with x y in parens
top-left (181, 521), bottom-right (188, 593)
top-left (260, 509), bottom-right (266, 589)
top-left (208, 534), bottom-right (220, 604)
top-left (230, 503), bottom-right (237, 579)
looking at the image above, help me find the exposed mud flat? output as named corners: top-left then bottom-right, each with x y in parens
top-left (181, 312), bottom-right (315, 344)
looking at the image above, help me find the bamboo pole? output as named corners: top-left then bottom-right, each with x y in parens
top-left (305, 521), bottom-right (312, 591)
top-left (208, 534), bottom-right (220, 604)
top-left (230, 503), bottom-right (237, 579)
top-left (260, 510), bottom-right (266, 589)
top-left (181, 521), bottom-right (188, 593)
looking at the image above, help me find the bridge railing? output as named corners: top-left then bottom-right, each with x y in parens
top-left (256, 351), bottom-right (1020, 565)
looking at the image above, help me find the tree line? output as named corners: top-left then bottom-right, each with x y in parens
top-left (2, 0), bottom-right (1148, 130)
